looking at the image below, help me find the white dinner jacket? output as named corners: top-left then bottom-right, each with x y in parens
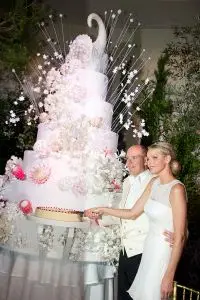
top-left (120, 170), bottom-right (153, 257)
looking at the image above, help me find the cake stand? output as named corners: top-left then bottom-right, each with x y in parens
top-left (27, 214), bottom-right (90, 229)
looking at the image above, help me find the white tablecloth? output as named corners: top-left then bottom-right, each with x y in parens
top-left (0, 217), bottom-right (117, 300)
top-left (0, 248), bottom-right (117, 300)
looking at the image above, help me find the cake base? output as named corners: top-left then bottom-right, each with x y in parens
top-left (35, 207), bottom-right (83, 222)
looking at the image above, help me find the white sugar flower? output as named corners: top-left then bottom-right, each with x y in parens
top-left (18, 95), bottom-right (25, 101)
top-left (113, 67), bottom-right (118, 74)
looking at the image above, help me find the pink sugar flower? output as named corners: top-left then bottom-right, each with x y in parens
top-left (11, 165), bottom-right (26, 180)
top-left (19, 200), bottom-right (33, 214)
top-left (29, 162), bottom-right (51, 184)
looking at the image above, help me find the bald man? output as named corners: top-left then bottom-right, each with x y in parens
top-left (116, 145), bottom-right (152, 300)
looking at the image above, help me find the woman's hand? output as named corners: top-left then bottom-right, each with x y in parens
top-left (84, 207), bottom-right (106, 219)
top-left (161, 273), bottom-right (174, 299)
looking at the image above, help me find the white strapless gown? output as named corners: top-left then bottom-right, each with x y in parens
top-left (128, 199), bottom-right (173, 300)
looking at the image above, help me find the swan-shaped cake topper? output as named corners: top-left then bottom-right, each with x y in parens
top-left (87, 13), bottom-right (107, 57)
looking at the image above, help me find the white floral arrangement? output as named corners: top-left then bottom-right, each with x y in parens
top-left (0, 201), bottom-right (24, 245)
top-left (67, 35), bottom-right (93, 68)
top-left (59, 117), bottom-right (89, 152)
top-left (5, 156), bottom-right (22, 177)
top-left (5, 156), bottom-right (25, 180)
top-left (85, 150), bottom-right (124, 194)
top-left (33, 34), bottom-right (93, 123)
top-left (70, 225), bottom-right (122, 265)
top-left (0, 215), bottom-right (11, 244)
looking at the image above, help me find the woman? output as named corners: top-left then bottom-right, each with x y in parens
top-left (88, 142), bottom-right (187, 300)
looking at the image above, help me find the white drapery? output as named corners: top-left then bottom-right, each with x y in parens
top-left (0, 215), bottom-right (118, 300)
top-left (0, 248), bottom-right (117, 300)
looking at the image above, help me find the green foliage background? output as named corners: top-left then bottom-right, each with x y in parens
top-left (0, 0), bottom-right (50, 173)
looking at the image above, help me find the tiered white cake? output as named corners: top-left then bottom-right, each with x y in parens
top-left (6, 14), bottom-right (123, 221)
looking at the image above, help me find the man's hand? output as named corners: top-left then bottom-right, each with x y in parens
top-left (163, 230), bottom-right (174, 248)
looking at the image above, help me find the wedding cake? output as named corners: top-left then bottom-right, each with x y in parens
top-left (4, 14), bottom-right (123, 222)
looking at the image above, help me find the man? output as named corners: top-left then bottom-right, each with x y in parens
top-left (100, 145), bottom-right (173, 300)
top-left (117, 144), bottom-right (152, 300)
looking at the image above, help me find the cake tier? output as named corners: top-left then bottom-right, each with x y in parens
top-left (83, 101), bottom-right (113, 130)
top-left (36, 124), bottom-right (118, 152)
top-left (16, 151), bottom-right (86, 211)
top-left (10, 150), bottom-right (121, 212)
top-left (38, 100), bottom-right (113, 139)
top-left (63, 69), bottom-right (108, 101)
top-left (87, 128), bottom-right (118, 152)
top-left (35, 207), bottom-right (83, 222)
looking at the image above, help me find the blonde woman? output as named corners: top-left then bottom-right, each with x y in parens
top-left (88, 142), bottom-right (187, 300)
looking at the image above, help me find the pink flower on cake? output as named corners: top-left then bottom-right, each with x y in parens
top-left (11, 165), bottom-right (26, 180)
top-left (5, 156), bottom-right (26, 180)
top-left (19, 200), bottom-right (32, 214)
top-left (29, 162), bottom-right (51, 184)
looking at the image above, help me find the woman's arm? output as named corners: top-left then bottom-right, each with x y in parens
top-left (161, 184), bottom-right (187, 298)
top-left (90, 177), bottom-right (155, 220)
